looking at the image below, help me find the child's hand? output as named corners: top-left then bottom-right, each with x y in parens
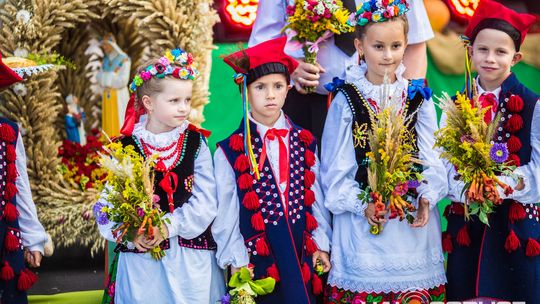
top-left (24, 250), bottom-right (42, 268)
top-left (365, 203), bottom-right (387, 227)
top-left (144, 224), bottom-right (169, 248)
top-left (231, 264), bottom-right (255, 279)
top-left (312, 250), bottom-right (331, 273)
top-left (411, 198), bottom-right (430, 228)
top-left (133, 234), bottom-right (151, 252)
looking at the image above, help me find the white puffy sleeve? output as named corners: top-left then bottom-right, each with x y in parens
top-left (211, 147), bottom-right (250, 269)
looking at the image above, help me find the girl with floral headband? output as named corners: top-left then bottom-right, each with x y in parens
top-left (321, 0), bottom-right (447, 302)
top-left (94, 48), bottom-right (225, 303)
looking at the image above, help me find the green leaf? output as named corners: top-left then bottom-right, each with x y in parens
top-left (479, 212), bottom-right (490, 226)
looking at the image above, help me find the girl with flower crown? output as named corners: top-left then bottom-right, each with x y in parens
top-left (94, 49), bottom-right (225, 303)
top-left (320, 0), bottom-right (448, 302)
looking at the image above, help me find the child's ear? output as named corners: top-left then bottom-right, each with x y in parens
top-left (467, 45), bottom-right (474, 57)
top-left (141, 95), bottom-right (153, 113)
top-left (354, 38), bottom-right (363, 56)
top-left (512, 52), bottom-right (523, 66)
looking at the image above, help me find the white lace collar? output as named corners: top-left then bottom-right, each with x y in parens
top-left (345, 61), bottom-right (408, 102)
top-left (132, 119), bottom-right (188, 147)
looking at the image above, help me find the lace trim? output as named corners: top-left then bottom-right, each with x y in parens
top-left (132, 120), bottom-right (188, 147)
top-left (344, 62), bottom-right (408, 104)
top-left (328, 271), bottom-right (447, 293)
top-left (336, 249), bottom-right (445, 272)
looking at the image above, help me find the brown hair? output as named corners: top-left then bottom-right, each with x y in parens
top-left (134, 59), bottom-right (185, 109)
top-left (355, 15), bottom-right (409, 41)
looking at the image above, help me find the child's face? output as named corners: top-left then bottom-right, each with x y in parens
top-left (247, 73), bottom-right (290, 125)
top-left (470, 28), bottom-right (522, 90)
top-left (354, 20), bottom-right (407, 84)
top-left (142, 78), bottom-right (192, 132)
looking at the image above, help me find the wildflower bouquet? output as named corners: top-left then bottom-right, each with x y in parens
top-left (96, 140), bottom-right (168, 260)
top-left (219, 267), bottom-right (275, 304)
top-left (434, 92), bottom-right (514, 225)
top-left (358, 80), bottom-right (423, 234)
top-left (284, 0), bottom-right (354, 92)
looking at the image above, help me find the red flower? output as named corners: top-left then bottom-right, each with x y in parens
top-left (506, 135), bottom-right (522, 153)
top-left (382, 0), bottom-right (389, 6)
top-left (507, 95), bottom-right (524, 113)
top-left (363, 12), bottom-right (372, 20)
top-left (504, 114), bottom-right (523, 133)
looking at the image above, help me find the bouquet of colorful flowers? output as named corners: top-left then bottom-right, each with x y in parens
top-left (96, 140), bottom-right (168, 260)
top-left (434, 92), bottom-right (514, 225)
top-left (284, 0), bottom-right (354, 92)
top-left (358, 80), bottom-right (423, 234)
top-left (219, 267), bottom-right (275, 304)
top-left (58, 129), bottom-right (107, 190)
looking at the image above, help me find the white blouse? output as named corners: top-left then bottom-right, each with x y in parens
top-left (320, 63), bottom-right (447, 292)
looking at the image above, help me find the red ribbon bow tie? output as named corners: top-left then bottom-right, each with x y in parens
top-left (259, 128), bottom-right (289, 184)
top-left (479, 92), bottom-right (498, 124)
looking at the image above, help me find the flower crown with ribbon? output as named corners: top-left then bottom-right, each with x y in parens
top-left (128, 48), bottom-right (199, 93)
top-left (351, 0), bottom-right (409, 26)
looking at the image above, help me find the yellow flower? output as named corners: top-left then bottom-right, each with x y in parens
top-left (165, 51), bottom-right (174, 62)
top-left (334, 9), bottom-right (349, 25)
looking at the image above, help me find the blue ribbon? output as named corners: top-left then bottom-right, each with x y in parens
top-left (408, 79), bottom-right (432, 100)
top-left (324, 77), bottom-right (345, 93)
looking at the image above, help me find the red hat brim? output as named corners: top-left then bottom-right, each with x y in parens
top-left (0, 53), bottom-right (23, 89)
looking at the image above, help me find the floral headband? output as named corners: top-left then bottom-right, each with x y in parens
top-left (351, 0), bottom-right (409, 26)
top-left (128, 48), bottom-right (199, 93)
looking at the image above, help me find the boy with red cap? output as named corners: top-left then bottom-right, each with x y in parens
top-left (212, 37), bottom-right (332, 303)
top-left (444, 0), bottom-right (540, 301)
top-left (0, 54), bottom-right (49, 303)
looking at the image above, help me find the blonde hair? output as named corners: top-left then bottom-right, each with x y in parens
top-left (355, 15), bottom-right (409, 41)
top-left (134, 59), bottom-right (185, 109)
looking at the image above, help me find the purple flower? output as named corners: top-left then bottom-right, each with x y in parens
top-left (490, 142), bottom-right (509, 163)
top-left (407, 179), bottom-right (421, 189)
top-left (219, 294), bottom-right (231, 304)
top-left (137, 207), bottom-right (145, 218)
top-left (93, 202), bottom-right (109, 225)
top-left (140, 71), bottom-right (152, 81)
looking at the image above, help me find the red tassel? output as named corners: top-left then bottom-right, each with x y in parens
top-left (4, 183), bottom-right (18, 201)
top-left (504, 114), bottom-right (523, 133)
top-left (443, 205), bottom-right (450, 217)
top-left (507, 95), bottom-right (524, 113)
top-left (509, 201), bottom-right (526, 224)
top-left (229, 134), bottom-right (244, 152)
top-left (305, 236), bottom-right (318, 255)
top-left (234, 154), bottom-right (250, 173)
top-left (5, 232), bottom-right (19, 252)
top-left (251, 212), bottom-right (265, 231)
top-left (456, 225), bottom-right (471, 247)
top-left (304, 149), bottom-right (316, 168)
top-left (306, 212), bottom-right (318, 231)
top-left (526, 238), bottom-right (540, 257)
top-left (506, 154), bottom-right (521, 167)
top-left (0, 262), bottom-right (14, 281)
top-left (17, 269), bottom-right (38, 291)
top-left (507, 135), bottom-right (522, 154)
top-left (304, 170), bottom-right (316, 189)
top-left (255, 237), bottom-right (270, 256)
top-left (5, 144), bottom-right (16, 163)
top-left (0, 124), bottom-right (16, 142)
top-left (505, 230), bottom-right (521, 253)
top-left (304, 189), bottom-right (315, 207)
top-left (299, 130), bottom-right (314, 146)
top-left (242, 191), bottom-right (260, 211)
top-left (312, 273), bottom-right (323, 295)
top-left (266, 263), bottom-right (280, 282)
top-left (3, 202), bottom-right (18, 222)
top-left (6, 163), bottom-right (17, 181)
top-left (442, 232), bottom-right (453, 254)
top-left (301, 262), bottom-right (311, 283)
top-left (238, 173), bottom-right (254, 191)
